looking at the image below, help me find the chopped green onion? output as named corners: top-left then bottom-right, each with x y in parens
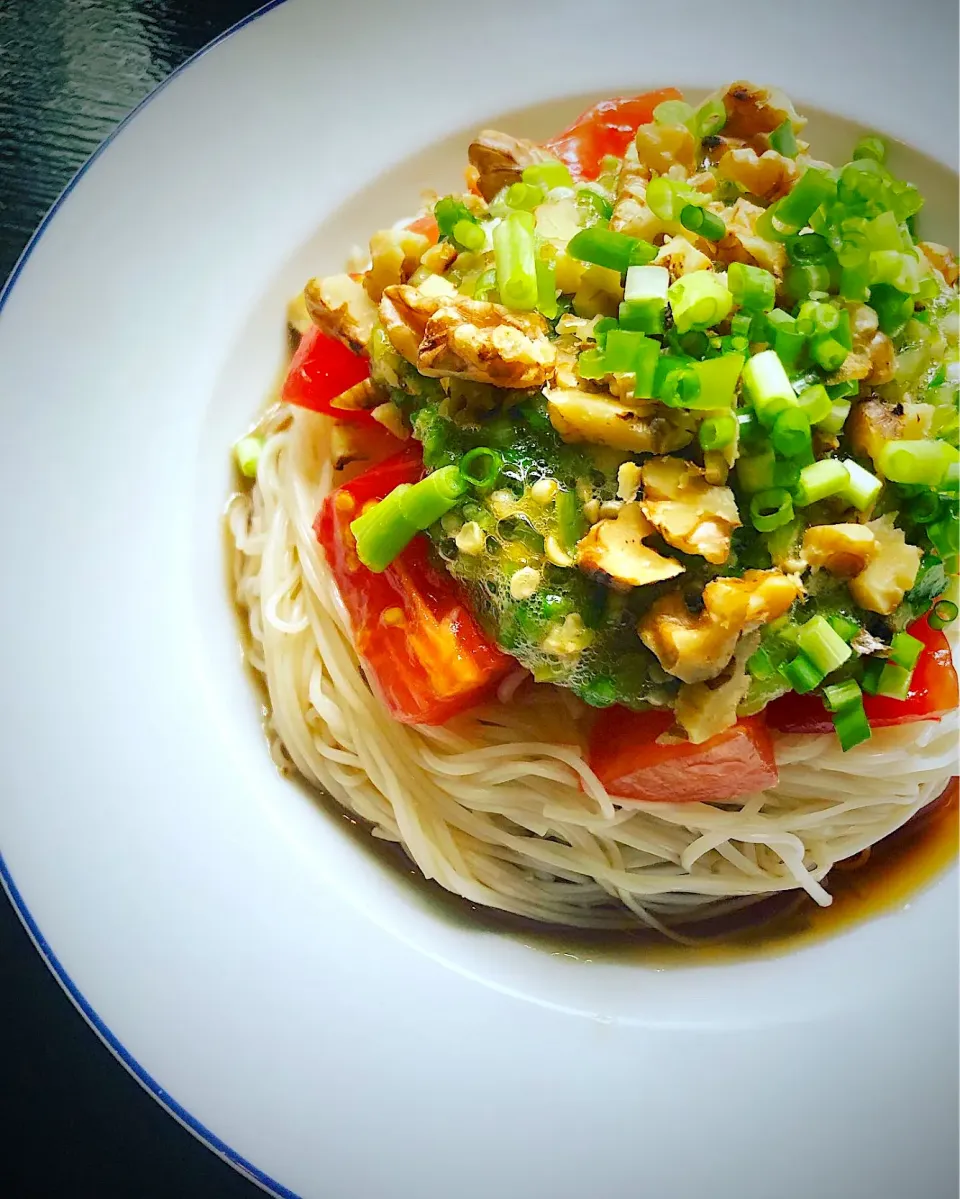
top-left (593, 316), bottom-right (618, 346)
top-left (827, 379), bottom-right (859, 400)
top-left (234, 435), bottom-right (263, 479)
top-left (876, 661), bottom-right (913, 700)
top-left (769, 119), bottom-right (798, 158)
top-left (632, 337), bottom-right (661, 398)
top-left (773, 457), bottom-right (803, 489)
top-left (452, 219), bottom-right (486, 252)
top-left (822, 678), bottom-right (863, 712)
top-left (620, 264), bottom-right (669, 332)
top-left (693, 96), bottom-right (727, 140)
top-left (577, 348), bottom-right (607, 380)
top-left (861, 657), bottom-right (885, 695)
top-left (505, 181), bottom-right (544, 211)
top-left (930, 600), bottom-right (959, 630)
top-left (889, 630), bottom-right (924, 671)
top-left (742, 349), bottom-right (797, 426)
top-left (877, 439), bottom-right (956, 486)
top-left (810, 334), bottom-right (848, 372)
top-left (604, 329), bottom-right (654, 374)
top-left (839, 262), bottom-right (871, 301)
top-left (747, 646), bottom-right (776, 680)
top-left (351, 466), bottom-right (467, 572)
top-left (784, 264), bottom-right (833, 303)
top-left (434, 196), bottom-right (477, 240)
top-left (566, 225), bottom-right (656, 273)
top-left (750, 488), bottom-right (794, 532)
top-left (737, 409), bottom-right (764, 446)
top-left (796, 300), bottom-right (840, 337)
top-left (680, 205), bottom-right (726, 240)
top-left (737, 447), bottom-right (776, 493)
top-left (767, 168), bottom-right (836, 237)
top-left (820, 400), bottom-right (852, 435)
top-left (841, 459), bottom-right (883, 511)
top-left (831, 695), bottom-right (872, 750)
top-left (522, 160), bottom-right (573, 190)
top-left (730, 312), bottom-right (754, 340)
top-left (678, 330), bottom-right (711, 359)
top-left (853, 135), bottom-right (886, 164)
top-left (657, 358), bottom-right (702, 406)
top-left (535, 256), bottom-right (559, 318)
top-left (827, 614), bottom-right (861, 643)
top-left (728, 262), bottom-right (777, 313)
top-left (646, 176), bottom-right (706, 222)
top-left (668, 271), bottom-right (734, 333)
top-left (555, 487), bottom-right (585, 554)
top-left (796, 614), bottom-right (853, 674)
top-left (686, 353), bottom-right (745, 409)
top-left (699, 412), bottom-right (738, 451)
top-left (795, 458), bottom-right (849, 506)
top-left (576, 188), bottom-right (614, 224)
top-left (654, 99), bottom-right (695, 126)
top-left (780, 653), bottom-right (826, 694)
top-left (869, 284), bottom-right (915, 336)
top-left (459, 447), bottom-right (502, 490)
top-left (787, 233), bottom-right (831, 265)
top-left (796, 384), bottom-right (832, 426)
top-left (493, 211), bottom-right (538, 310)
top-left (771, 407), bottom-right (812, 458)
top-left (473, 266), bottom-right (497, 301)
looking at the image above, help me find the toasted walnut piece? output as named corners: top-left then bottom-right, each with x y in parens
top-left (363, 228), bottom-right (432, 303)
top-left (653, 235), bottom-right (714, 280)
top-left (866, 331), bottom-right (896, 385)
top-left (576, 503), bottom-right (683, 591)
top-left (420, 241), bottom-right (458, 274)
top-left (634, 122), bottom-right (697, 176)
top-left (802, 523), bottom-right (879, 578)
top-left (918, 241), bottom-right (959, 287)
top-left (378, 285), bottom-right (555, 388)
top-left (720, 81), bottom-right (805, 145)
top-left (638, 568), bottom-right (801, 684)
top-left (546, 387), bottom-right (695, 454)
top-left (609, 143), bottom-right (664, 241)
top-left (467, 129), bottom-right (550, 201)
top-left (304, 274), bottom-right (379, 352)
top-left (370, 401), bottom-right (409, 440)
top-left (674, 634), bottom-right (758, 744)
top-left (329, 377), bottom-right (387, 412)
top-left (616, 461), bottom-right (643, 503)
top-left (717, 147), bottom-right (800, 202)
top-left (639, 457), bottom-right (741, 565)
top-left (848, 515), bottom-right (922, 616)
top-left (715, 198), bottom-right (787, 278)
top-left (847, 399), bottom-right (935, 467)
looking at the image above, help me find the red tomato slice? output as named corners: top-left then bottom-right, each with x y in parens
top-left (282, 326), bottom-right (374, 423)
top-left (543, 88), bottom-right (684, 180)
top-left (315, 448), bottom-right (512, 725)
top-left (588, 709), bottom-right (778, 803)
top-left (767, 615), bottom-right (959, 735)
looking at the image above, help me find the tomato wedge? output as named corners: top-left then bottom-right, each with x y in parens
top-left (543, 88), bottom-right (684, 180)
top-left (767, 615), bottom-right (959, 735)
top-left (315, 448), bottom-right (512, 724)
top-left (588, 709), bottom-right (778, 803)
top-left (282, 325), bottom-right (374, 422)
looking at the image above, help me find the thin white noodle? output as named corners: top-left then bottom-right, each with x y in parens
top-left (227, 406), bottom-right (959, 931)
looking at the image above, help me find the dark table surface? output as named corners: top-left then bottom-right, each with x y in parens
top-left (1, 5), bottom-right (273, 1194)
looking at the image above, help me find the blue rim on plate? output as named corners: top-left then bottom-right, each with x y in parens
top-left (0, 2), bottom-right (298, 1194)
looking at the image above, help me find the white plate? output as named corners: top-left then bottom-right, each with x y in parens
top-left (1, 1), bottom-right (957, 1195)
